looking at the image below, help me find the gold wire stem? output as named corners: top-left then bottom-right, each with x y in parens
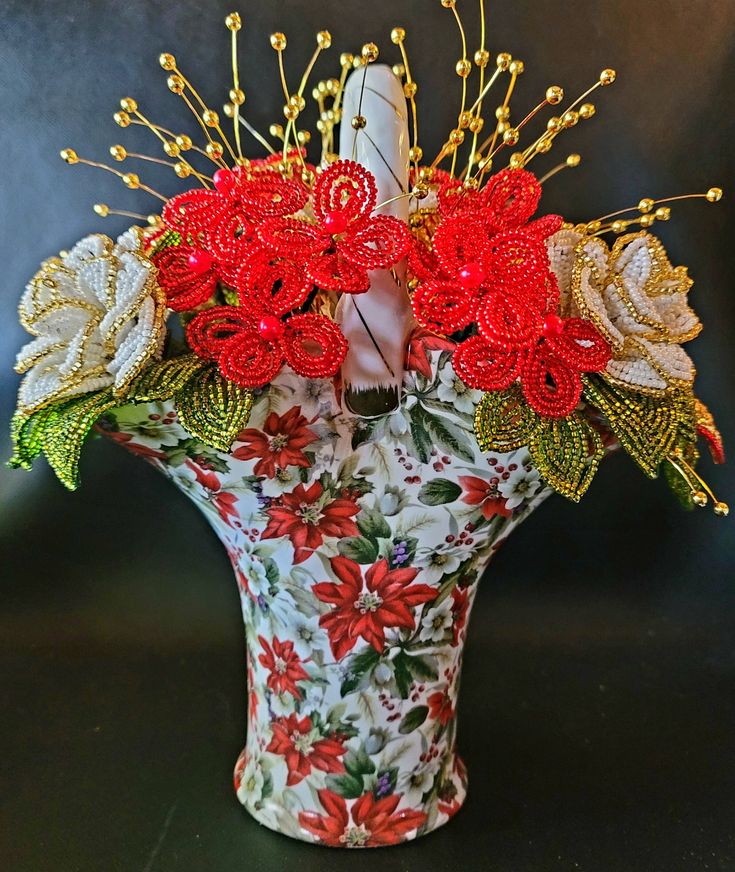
top-left (230, 24), bottom-right (244, 162)
top-left (123, 152), bottom-right (178, 169)
top-left (465, 64), bottom-right (503, 116)
top-left (94, 206), bottom-right (150, 221)
top-left (275, 47), bottom-right (294, 159)
top-left (291, 42), bottom-right (327, 170)
top-left (373, 191), bottom-right (417, 212)
top-left (538, 155), bottom-right (580, 184)
top-left (466, 0), bottom-right (488, 179)
top-left (396, 36), bottom-right (420, 178)
top-left (131, 112), bottom-right (212, 187)
top-left (237, 116), bottom-right (278, 155)
top-left (66, 156), bottom-right (167, 202)
top-left (327, 60), bottom-right (351, 159)
top-left (449, 2), bottom-right (469, 178)
top-left (486, 70), bottom-right (518, 157)
top-left (350, 62), bottom-right (370, 162)
top-left (177, 90), bottom-right (230, 168)
top-left (172, 67), bottom-right (238, 164)
top-left (593, 193), bottom-right (718, 224)
top-left (667, 453), bottom-right (729, 515)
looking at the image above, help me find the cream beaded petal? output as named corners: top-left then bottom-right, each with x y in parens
top-left (14, 228), bottom-right (167, 414)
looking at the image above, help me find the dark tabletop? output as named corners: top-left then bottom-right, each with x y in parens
top-left (1, 1), bottom-right (734, 870)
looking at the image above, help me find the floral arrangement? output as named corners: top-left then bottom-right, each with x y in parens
top-left (9, 7), bottom-right (726, 515)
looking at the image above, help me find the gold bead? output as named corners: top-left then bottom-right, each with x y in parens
top-left (326, 78), bottom-right (340, 96)
top-left (270, 32), bottom-right (287, 50)
top-left (474, 49), bottom-right (490, 67)
top-left (449, 128), bottom-right (465, 145)
top-left (315, 119), bottom-right (326, 133)
top-left (566, 153), bottom-right (581, 167)
top-left (479, 156), bottom-right (492, 172)
top-left (440, 0), bottom-right (456, 7)
top-left (297, 130), bottom-right (311, 145)
top-left (147, 214), bottom-right (162, 227)
top-left (639, 213), bottom-right (655, 228)
top-left (202, 109), bottom-right (219, 127)
top-left (562, 110), bottom-right (579, 127)
top-left (283, 104), bottom-right (299, 121)
top-left (546, 85), bottom-right (564, 105)
top-left (206, 142), bottom-right (224, 159)
top-left (159, 53), bottom-right (177, 71)
top-left (418, 166), bottom-right (435, 182)
top-left (93, 203), bottom-right (110, 217)
top-left (655, 206), bottom-right (671, 221)
top-left (495, 105), bottom-right (510, 120)
top-left (714, 501), bottom-right (729, 517)
top-left (289, 94), bottom-right (306, 111)
top-left (109, 144), bottom-right (127, 161)
top-left (412, 182), bottom-right (430, 200)
top-left (317, 30), bottom-right (332, 49)
top-left (352, 55), bottom-right (364, 69)
top-left (391, 27), bottom-right (406, 44)
top-left (611, 220), bottom-right (627, 234)
top-left (175, 134), bottom-right (193, 151)
top-left (409, 213), bottom-right (424, 228)
top-left (692, 490), bottom-right (708, 507)
top-left (638, 198), bottom-right (654, 213)
top-left (404, 81), bottom-right (418, 98)
top-left (120, 97), bottom-right (137, 113)
top-left (579, 102), bottom-right (596, 119)
top-left (496, 52), bottom-right (512, 71)
top-left (113, 111), bottom-right (131, 127)
top-left (409, 145), bottom-right (423, 162)
top-left (463, 177), bottom-right (479, 191)
top-left (60, 148), bottom-right (79, 164)
top-left (167, 74), bottom-right (185, 94)
top-left (392, 63), bottom-right (406, 78)
top-left (229, 88), bottom-right (245, 105)
top-left (509, 59), bottom-right (524, 75)
top-left (163, 140), bottom-right (180, 157)
top-left (706, 186), bottom-right (723, 202)
top-left (600, 68), bottom-right (617, 86)
top-left (536, 139), bottom-right (552, 153)
top-left (585, 220), bottom-right (602, 233)
top-left (469, 117), bottom-right (484, 134)
top-left (351, 115), bottom-right (367, 130)
top-left (174, 161), bottom-right (191, 178)
top-left (122, 172), bottom-right (140, 189)
top-left (508, 152), bottom-right (524, 169)
top-left (458, 111), bottom-right (472, 129)
top-left (495, 120), bottom-right (508, 135)
top-left (223, 102), bottom-right (235, 118)
top-left (225, 12), bottom-right (242, 31)
top-left (407, 277), bottom-right (419, 291)
top-left (547, 116), bottom-right (562, 132)
top-left (455, 59), bottom-right (472, 78)
top-left (301, 168), bottom-right (315, 185)
top-left (361, 43), bottom-right (379, 63)
top-left (269, 123), bottom-right (284, 139)
top-left (340, 52), bottom-right (354, 68)
top-left (503, 127), bottom-right (520, 146)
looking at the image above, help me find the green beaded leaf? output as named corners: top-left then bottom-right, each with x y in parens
top-left (474, 383), bottom-right (540, 453)
top-left (8, 390), bottom-right (116, 490)
top-left (529, 412), bottom-right (604, 503)
top-left (175, 365), bottom-right (253, 452)
top-left (125, 353), bottom-right (207, 403)
top-left (148, 228), bottom-right (181, 255)
top-left (582, 375), bottom-right (695, 478)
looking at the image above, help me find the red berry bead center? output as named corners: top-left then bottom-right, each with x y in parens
top-left (258, 315), bottom-right (285, 341)
top-left (187, 249), bottom-right (214, 275)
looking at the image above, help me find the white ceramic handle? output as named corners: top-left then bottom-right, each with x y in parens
top-left (336, 64), bottom-right (412, 415)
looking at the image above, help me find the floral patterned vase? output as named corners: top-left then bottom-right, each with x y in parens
top-left (99, 342), bottom-right (552, 847)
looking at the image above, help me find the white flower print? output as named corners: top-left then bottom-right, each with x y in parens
top-left (260, 465), bottom-right (303, 497)
top-left (399, 755), bottom-right (443, 806)
top-left (436, 362), bottom-right (482, 415)
top-left (236, 754), bottom-right (265, 804)
top-left (415, 541), bottom-right (467, 584)
top-left (498, 457), bottom-right (541, 509)
top-left (288, 614), bottom-right (324, 660)
top-left (419, 598), bottom-right (454, 643)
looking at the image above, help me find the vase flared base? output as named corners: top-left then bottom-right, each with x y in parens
top-left (233, 747), bottom-right (468, 847)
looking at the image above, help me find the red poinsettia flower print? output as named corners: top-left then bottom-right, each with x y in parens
top-left (261, 481), bottom-right (360, 564)
top-left (427, 689), bottom-right (455, 727)
top-left (257, 160), bottom-right (410, 294)
top-left (187, 305), bottom-right (347, 388)
top-left (313, 557), bottom-right (437, 660)
top-left (458, 475), bottom-right (512, 520)
top-left (405, 327), bottom-right (456, 378)
top-left (257, 635), bottom-right (308, 699)
top-left (298, 789), bottom-right (428, 847)
top-left (234, 407), bottom-right (316, 478)
top-left (450, 586), bottom-right (470, 647)
top-left (266, 713), bottom-right (346, 786)
top-left (185, 460), bottom-right (239, 525)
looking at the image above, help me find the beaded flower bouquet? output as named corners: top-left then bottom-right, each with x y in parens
top-left (9, 5), bottom-right (727, 848)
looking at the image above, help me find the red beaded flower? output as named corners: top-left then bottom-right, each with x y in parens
top-left (257, 159), bottom-right (411, 294)
top-left (155, 168), bottom-right (308, 311)
top-left (454, 313), bottom-right (611, 417)
top-left (187, 305), bottom-right (347, 388)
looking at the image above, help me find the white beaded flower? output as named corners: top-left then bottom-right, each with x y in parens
top-left (547, 229), bottom-right (701, 394)
top-left (15, 227), bottom-right (167, 414)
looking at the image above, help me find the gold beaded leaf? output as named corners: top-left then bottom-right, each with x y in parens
top-left (176, 365), bottom-right (253, 452)
top-left (125, 353), bottom-right (208, 403)
top-left (529, 413), bottom-right (604, 502)
top-left (582, 375), bottom-right (695, 478)
top-left (474, 384), bottom-right (539, 453)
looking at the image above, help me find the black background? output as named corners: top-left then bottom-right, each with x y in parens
top-left (1, 1), bottom-right (734, 870)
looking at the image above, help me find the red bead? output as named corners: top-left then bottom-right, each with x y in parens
top-left (258, 315), bottom-right (285, 341)
top-left (458, 262), bottom-right (486, 289)
top-left (213, 168), bottom-right (235, 194)
top-left (187, 249), bottom-right (214, 275)
top-left (324, 211), bottom-right (350, 235)
top-left (542, 312), bottom-right (564, 337)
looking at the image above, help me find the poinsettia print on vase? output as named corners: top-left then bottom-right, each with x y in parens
top-left (98, 340), bottom-right (554, 846)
